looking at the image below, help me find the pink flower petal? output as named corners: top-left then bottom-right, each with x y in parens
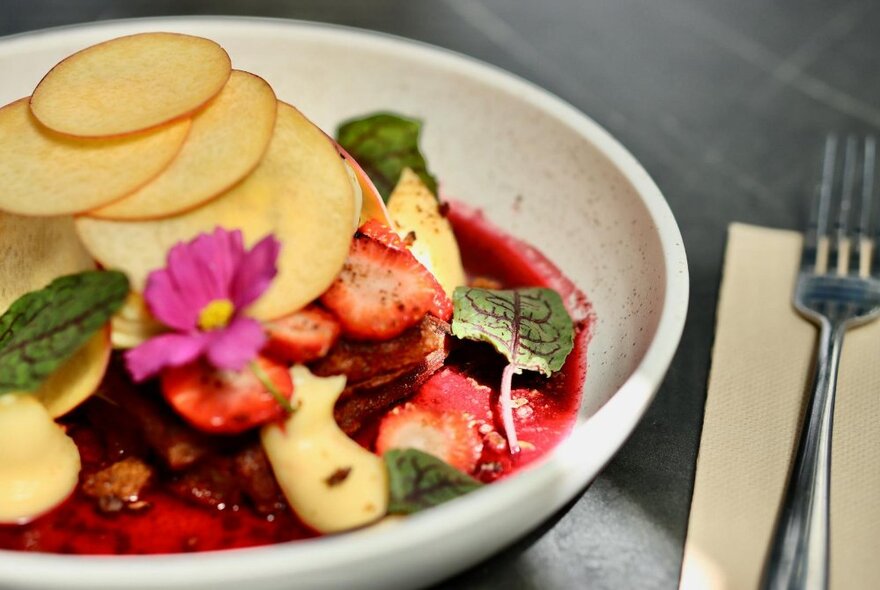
top-left (124, 332), bottom-right (208, 382)
top-left (189, 227), bottom-right (245, 299)
top-left (144, 268), bottom-right (198, 330)
top-left (230, 234), bottom-right (281, 309)
top-left (166, 240), bottom-right (215, 312)
top-left (204, 317), bottom-right (267, 371)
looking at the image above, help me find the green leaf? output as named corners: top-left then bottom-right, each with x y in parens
top-left (336, 112), bottom-right (438, 201)
top-left (385, 448), bottom-right (483, 514)
top-left (0, 270), bottom-right (129, 394)
top-left (451, 287), bottom-right (574, 376)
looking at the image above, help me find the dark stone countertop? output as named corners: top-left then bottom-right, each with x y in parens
top-left (3, 1), bottom-right (879, 587)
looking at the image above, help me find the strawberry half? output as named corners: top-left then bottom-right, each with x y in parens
top-left (161, 355), bottom-right (293, 435)
top-left (263, 305), bottom-right (341, 364)
top-left (375, 403), bottom-right (483, 473)
top-left (321, 228), bottom-right (451, 340)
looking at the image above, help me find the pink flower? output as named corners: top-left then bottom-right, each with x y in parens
top-left (125, 227), bottom-right (281, 382)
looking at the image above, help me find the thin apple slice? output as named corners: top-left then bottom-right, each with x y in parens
top-left (88, 71), bottom-right (278, 220)
top-left (76, 101), bottom-right (356, 320)
top-left (0, 211), bottom-right (95, 312)
top-left (334, 141), bottom-right (393, 226)
top-left (0, 212), bottom-right (111, 417)
top-left (0, 99), bottom-right (190, 216)
top-left (110, 292), bottom-right (166, 349)
top-left (30, 32), bottom-right (230, 137)
top-left (387, 168), bottom-right (466, 297)
top-left (32, 326), bottom-right (111, 418)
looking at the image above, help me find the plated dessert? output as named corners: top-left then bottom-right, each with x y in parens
top-left (0, 32), bottom-right (592, 554)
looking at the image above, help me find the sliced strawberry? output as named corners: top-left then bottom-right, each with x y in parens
top-left (161, 355), bottom-right (293, 435)
top-left (428, 281), bottom-right (453, 322)
top-left (263, 305), bottom-right (341, 364)
top-left (375, 403), bottom-right (483, 473)
top-left (321, 233), bottom-right (447, 340)
top-left (357, 219), bottom-right (410, 250)
top-left (356, 220), bottom-right (452, 322)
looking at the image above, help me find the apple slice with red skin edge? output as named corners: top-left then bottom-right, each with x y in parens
top-left (32, 325), bottom-right (111, 418)
top-left (86, 70), bottom-right (278, 220)
top-left (75, 101), bottom-right (357, 320)
top-left (333, 141), bottom-right (393, 226)
top-left (30, 32), bottom-right (231, 138)
top-left (161, 355), bottom-right (293, 435)
top-left (0, 99), bottom-right (191, 216)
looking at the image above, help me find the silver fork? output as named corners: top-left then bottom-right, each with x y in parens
top-left (761, 135), bottom-right (880, 590)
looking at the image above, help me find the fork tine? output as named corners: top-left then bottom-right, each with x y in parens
top-left (830, 135), bottom-right (857, 275)
top-left (851, 136), bottom-right (875, 276)
top-left (803, 135), bottom-right (837, 273)
top-left (864, 136), bottom-right (879, 277)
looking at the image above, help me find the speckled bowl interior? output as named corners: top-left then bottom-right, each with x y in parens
top-left (0, 17), bottom-right (688, 590)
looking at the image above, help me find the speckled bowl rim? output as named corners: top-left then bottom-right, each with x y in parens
top-left (0, 16), bottom-right (689, 590)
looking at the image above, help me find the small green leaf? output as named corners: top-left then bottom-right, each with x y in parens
top-left (451, 287), bottom-right (574, 376)
top-left (451, 287), bottom-right (576, 454)
top-left (0, 270), bottom-right (129, 394)
top-left (385, 448), bottom-right (483, 514)
top-left (336, 112), bottom-right (438, 201)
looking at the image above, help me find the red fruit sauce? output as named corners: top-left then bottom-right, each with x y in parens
top-left (0, 202), bottom-right (593, 555)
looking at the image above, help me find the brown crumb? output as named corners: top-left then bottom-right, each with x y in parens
top-left (325, 467), bottom-right (352, 487)
top-left (82, 457), bottom-right (153, 513)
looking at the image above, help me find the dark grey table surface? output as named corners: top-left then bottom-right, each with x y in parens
top-left (3, 1), bottom-right (879, 588)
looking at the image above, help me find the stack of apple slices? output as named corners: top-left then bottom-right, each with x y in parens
top-left (0, 32), bottom-right (364, 459)
top-left (0, 32), bottom-right (367, 332)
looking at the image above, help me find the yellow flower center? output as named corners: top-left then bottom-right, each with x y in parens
top-left (198, 299), bottom-right (235, 331)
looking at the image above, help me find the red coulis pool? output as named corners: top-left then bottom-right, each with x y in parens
top-left (0, 203), bottom-right (592, 554)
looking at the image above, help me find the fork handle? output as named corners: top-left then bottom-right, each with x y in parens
top-left (761, 318), bottom-right (845, 590)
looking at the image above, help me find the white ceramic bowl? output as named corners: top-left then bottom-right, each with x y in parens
top-left (0, 17), bottom-right (688, 590)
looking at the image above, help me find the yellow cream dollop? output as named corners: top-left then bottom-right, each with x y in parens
top-left (261, 366), bottom-right (388, 533)
top-left (0, 394), bottom-right (81, 524)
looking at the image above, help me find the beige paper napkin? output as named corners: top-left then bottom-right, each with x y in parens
top-left (679, 223), bottom-right (880, 590)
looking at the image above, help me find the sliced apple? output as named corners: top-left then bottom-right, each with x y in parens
top-left (387, 168), bottom-right (466, 297)
top-left (335, 141), bottom-right (393, 226)
top-left (0, 394), bottom-right (81, 524)
top-left (0, 211), bottom-right (95, 312)
top-left (31, 326), bottom-right (111, 418)
top-left (0, 99), bottom-right (190, 216)
top-left (0, 212), bottom-right (111, 416)
top-left (261, 366), bottom-right (388, 533)
top-left (30, 32), bottom-right (230, 137)
top-left (110, 292), bottom-right (166, 349)
top-left (342, 160), bottom-right (364, 231)
top-left (75, 101), bottom-right (356, 319)
top-left (88, 71), bottom-right (278, 220)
